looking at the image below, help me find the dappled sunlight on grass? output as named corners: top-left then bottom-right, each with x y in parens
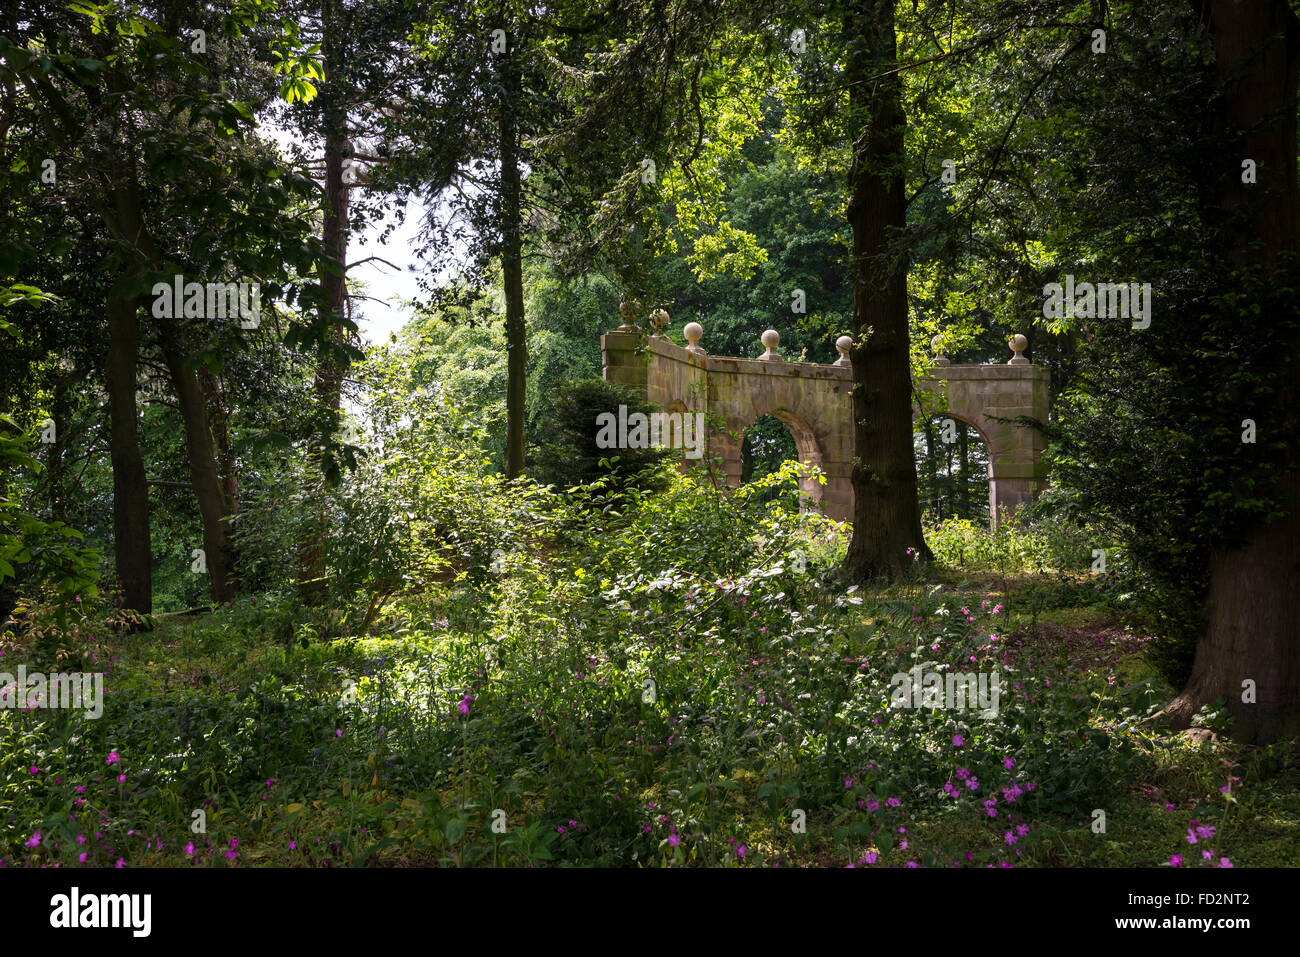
top-left (2, 491), bottom-right (1295, 868)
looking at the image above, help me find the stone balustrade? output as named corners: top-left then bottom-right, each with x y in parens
top-left (602, 314), bottom-right (1048, 526)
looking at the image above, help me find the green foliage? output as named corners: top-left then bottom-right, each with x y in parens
top-left (0, 417), bottom-right (99, 601)
top-left (741, 414), bottom-right (799, 485)
top-left (3, 0), bottom-right (1298, 871)
top-left (655, 131), bottom-right (852, 362)
top-left (3, 399), bottom-right (1295, 869)
top-left (7, 463), bottom-right (1283, 869)
top-left (529, 378), bottom-right (673, 495)
top-left (522, 270), bottom-right (613, 419)
top-left (1044, 264), bottom-right (1300, 687)
top-left (925, 513), bottom-right (1101, 577)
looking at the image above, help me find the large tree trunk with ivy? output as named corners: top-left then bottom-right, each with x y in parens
top-left (841, 0), bottom-right (930, 582)
top-left (1167, 0), bottom-right (1300, 742)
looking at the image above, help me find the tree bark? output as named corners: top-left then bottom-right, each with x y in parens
top-left (299, 0), bottom-right (352, 603)
top-left (106, 290), bottom-right (152, 612)
top-left (1168, 0), bottom-right (1300, 742)
top-left (841, 0), bottom-right (931, 581)
top-left (161, 341), bottom-right (235, 604)
top-left (314, 121), bottom-right (350, 427)
top-left (500, 35), bottom-right (527, 480)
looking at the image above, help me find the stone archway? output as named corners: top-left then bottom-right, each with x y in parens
top-left (724, 409), bottom-right (827, 509)
top-left (916, 335), bottom-right (1049, 522)
top-left (602, 321), bottom-right (1047, 526)
top-left (914, 407), bottom-right (996, 525)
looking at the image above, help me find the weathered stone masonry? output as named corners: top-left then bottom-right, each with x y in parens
top-left (602, 320), bottom-right (1048, 527)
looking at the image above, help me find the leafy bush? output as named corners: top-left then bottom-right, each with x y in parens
top-left (529, 377), bottom-right (674, 495)
top-left (0, 416), bottom-right (99, 608)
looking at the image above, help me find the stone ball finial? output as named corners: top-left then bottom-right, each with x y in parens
top-left (684, 321), bottom-right (705, 355)
top-left (759, 329), bottom-right (781, 360)
top-left (1008, 333), bottom-right (1029, 365)
top-left (834, 335), bottom-right (852, 367)
top-left (932, 334), bottom-right (950, 367)
top-left (616, 298), bottom-right (641, 332)
top-left (649, 308), bottom-right (669, 337)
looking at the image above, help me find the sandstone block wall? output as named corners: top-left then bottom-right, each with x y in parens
top-left (601, 330), bottom-right (1048, 527)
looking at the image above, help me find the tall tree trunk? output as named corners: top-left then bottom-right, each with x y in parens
top-left (299, 0), bottom-right (352, 602)
top-left (161, 341), bottom-right (235, 604)
top-left (315, 124), bottom-right (350, 426)
top-left (200, 369), bottom-right (239, 518)
top-left (1168, 0), bottom-right (1300, 742)
top-left (105, 290), bottom-right (152, 612)
top-left (842, 0), bottom-right (930, 581)
top-left (500, 36), bottom-right (527, 480)
top-left (88, 139), bottom-right (158, 613)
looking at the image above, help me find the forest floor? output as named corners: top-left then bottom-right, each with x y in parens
top-left (4, 562), bottom-right (1298, 868)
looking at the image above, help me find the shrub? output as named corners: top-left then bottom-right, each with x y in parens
top-left (529, 378), bottom-right (674, 495)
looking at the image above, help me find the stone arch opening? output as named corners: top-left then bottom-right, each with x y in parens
top-left (915, 412), bottom-right (994, 528)
top-left (738, 408), bottom-right (826, 509)
top-left (740, 414), bottom-right (798, 507)
top-left (741, 413), bottom-right (797, 484)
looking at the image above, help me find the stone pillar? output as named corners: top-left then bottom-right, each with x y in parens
top-left (985, 335), bottom-right (1049, 527)
top-left (989, 466), bottom-right (1040, 528)
top-left (819, 461), bottom-right (854, 521)
top-left (822, 340), bottom-right (855, 522)
top-left (601, 330), bottom-right (647, 395)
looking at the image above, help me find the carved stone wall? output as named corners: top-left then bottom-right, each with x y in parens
top-left (602, 324), bottom-right (1048, 526)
